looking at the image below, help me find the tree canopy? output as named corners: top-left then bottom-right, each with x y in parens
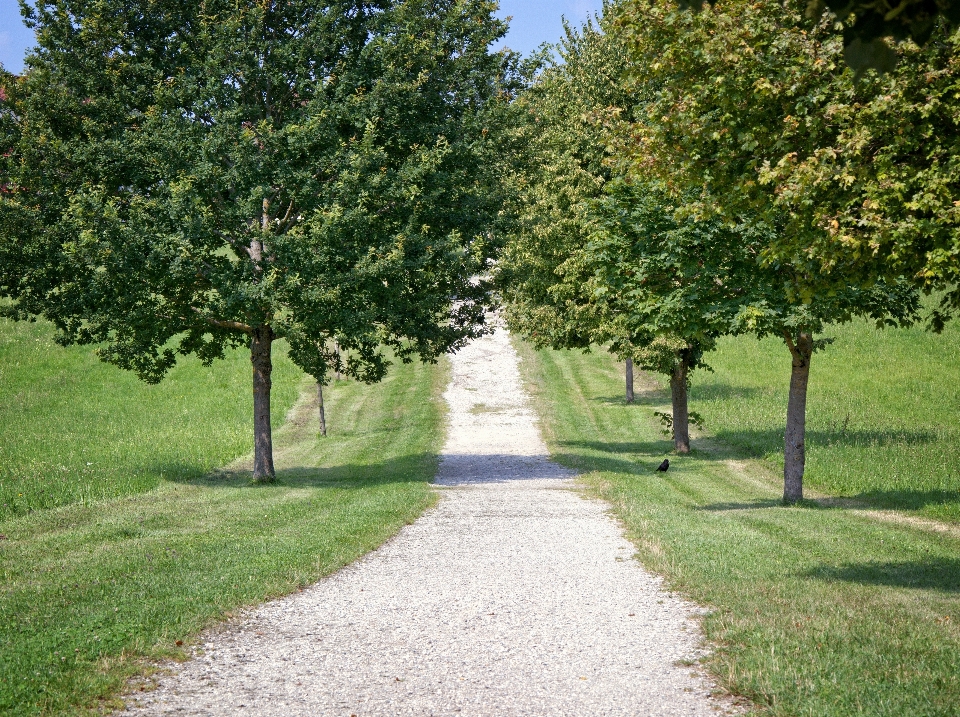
top-left (615, 0), bottom-right (925, 499)
top-left (674, 0), bottom-right (960, 72)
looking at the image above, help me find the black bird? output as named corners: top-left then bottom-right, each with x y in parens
top-left (655, 459), bottom-right (670, 472)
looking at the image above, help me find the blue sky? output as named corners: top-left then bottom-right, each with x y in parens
top-left (0, 1), bottom-right (604, 74)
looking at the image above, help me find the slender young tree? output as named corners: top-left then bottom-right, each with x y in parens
top-left (317, 383), bottom-right (327, 437)
top-left (0, 0), bottom-right (520, 481)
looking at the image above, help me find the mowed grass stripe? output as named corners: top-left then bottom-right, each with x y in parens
top-left (516, 341), bottom-right (960, 717)
top-left (0, 358), bottom-right (447, 717)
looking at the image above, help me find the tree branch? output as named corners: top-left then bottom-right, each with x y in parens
top-left (782, 328), bottom-right (798, 358)
top-left (191, 307), bottom-right (253, 334)
top-left (207, 317), bottom-right (254, 334)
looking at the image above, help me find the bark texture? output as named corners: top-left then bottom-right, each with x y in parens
top-left (783, 331), bottom-right (813, 503)
top-left (251, 325), bottom-right (275, 482)
top-left (317, 382), bottom-right (327, 437)
top-left (670, 360), bottom-right (690, 454)
top-left (625, 358), bottom-right (634, 404)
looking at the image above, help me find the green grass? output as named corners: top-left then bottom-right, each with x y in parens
top-left (518, 341), bottom-right (960, 717)
top-left (690, 319), bottom-right (960, 522)
top-left (0, 318), bottom-right (303, 518)
top-left (0, 330), bottom-right (447, 716)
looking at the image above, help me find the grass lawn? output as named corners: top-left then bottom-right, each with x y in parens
top-left (517, 339), bottom-right (960, 717)
top-left (0, 323), bottom-right (446, 716)
top-left (0, 318), bottom-right (303, 518)
top-left (691, 319), bottom-right (960, 522)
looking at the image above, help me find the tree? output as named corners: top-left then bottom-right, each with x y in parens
top-left (498, 17), bottom-right (626, 358)
top-left (582, 180), bottom-right (766, 453)
top-left (613, 0), bottom-right (921, 499)
top-left (497, 12), bottom-right (657, 408)
top-left (623, 0), bottom-right (960, 322)
top-left (0, 0), bottom-right (519, 481)
top-left (500, 9), bottom-right (733, 455)
top-left (755, 26), bottom-right (960, 331)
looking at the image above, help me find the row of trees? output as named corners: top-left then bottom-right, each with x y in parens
top-left (500, 0), bottom-right (958, 502)
top-left (3, 0), bottom-right (958, 501)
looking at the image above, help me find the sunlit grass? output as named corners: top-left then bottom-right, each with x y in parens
top-left (0, 319), bottom-right (447, 715)
top-left (689, 318), bottom-right (960, 521)
top-left (518, 341), bottom-right (960, 717)
top-left (0, 318), bottom-right (302, 517)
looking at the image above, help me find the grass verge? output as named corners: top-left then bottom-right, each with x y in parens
top-left (517, 341), bottom-right (960, 717)
top-left (0, 358), bottom-right (446, 716)
top-left (690, 319), bottom-right (960, 522)
top-left (0, 317), bottom-right (302, 518)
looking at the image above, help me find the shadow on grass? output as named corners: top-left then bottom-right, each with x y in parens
top-left (154, 453), bottom-right (439, 490)
top-left (698, 490), bottom-right (960, 513)
top-left (553, 442), bottom-right (730, 476)
top-left (711, 427), bottom-right (939, 455)
top-left (692, 383), bottom-right (764, 401)
top-left (560, 439), bottom-right (674, 456)
top-left (851, 489), bottom-right (960, 512)
top-left (804, 558), bottom-right (960, 592)
top-left (591, 389), bottom-right (666, 407)
top-left (697, 499), bottom-right (786, 511)
top-left (558, 438), bottom-right (960, 517)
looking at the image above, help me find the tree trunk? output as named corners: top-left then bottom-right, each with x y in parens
top-left (783, 331), bottom-right (813, 503)
top-left (251, 325), bottom-right (275, 482)
top-left (317, 382), bottom-right (327, 437)
top-left (670, 360), bottom-right (690, 454)
top-left (625, 358), bottom-right (634, 404)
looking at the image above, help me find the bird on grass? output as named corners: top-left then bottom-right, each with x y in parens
top-left (655, 459), bottom-right (669, 472)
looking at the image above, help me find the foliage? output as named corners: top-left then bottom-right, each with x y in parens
top-left (497, 12), bottom-right (627, 351)
top-left (498, 12), bottom-right (735, 387)
top-left (653, 408), bottom-right (704, 437)
top-left (582, 181), bottom-right (766, 372)
top-left (757, 27), bottom-right (960, 331)
top-left (0, 0), bottom-right (521, 477)
top-left (679, 0), bottom-right (960, 73)
top-left (617, 0), bottom-right (958, 324)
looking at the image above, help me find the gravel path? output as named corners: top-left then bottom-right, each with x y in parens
top-left (125, 327), bottom-right (734, 716)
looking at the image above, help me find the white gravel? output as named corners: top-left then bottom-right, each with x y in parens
top-left (124, 326), bottom-right (736, 716)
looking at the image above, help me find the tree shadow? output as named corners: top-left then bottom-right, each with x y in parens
top-left (153, 453), bottom-right (440, 490)
top-left (847, 488), bottom-right (960, 512)
top-left (591, 386), bottom-right (668, 407)
top-left (803, 558), bottom-right (960, 593)
top-left (697, 499), bottom-right (785, 511)
top-left (560, 437), bottom-right (960, 517)
top-left (691, 384), bottom-right (762, 401)
top-left (712, 427), bottom-right (939, 453)
top-left (552, 441), bottom-right (727, 476)
top-left (698, 490), bottom-right (960, 513)
top-left (560, 439), bottom-right (674, 456)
